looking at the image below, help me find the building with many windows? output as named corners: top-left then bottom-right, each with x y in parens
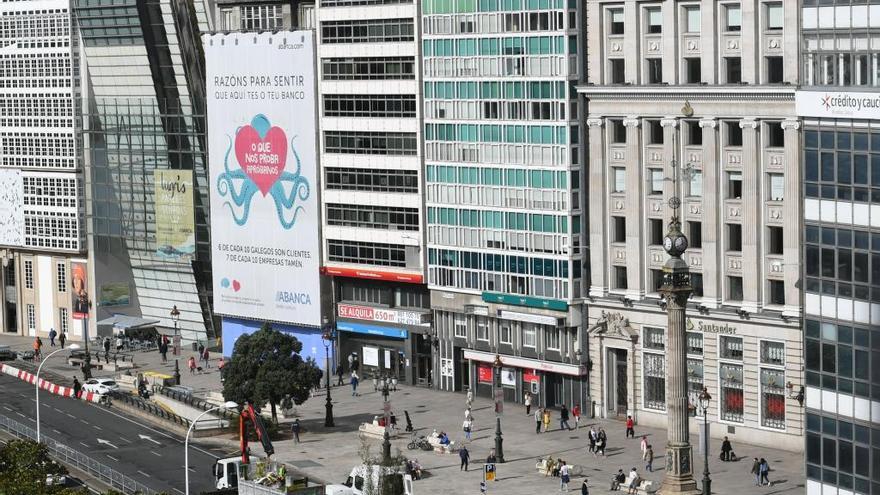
top-left (799, 3), bottom-right (880, 493)
top-left (578, 0), bottom-right (802, 450)
top-left (0, 0), bottom-right (85, 339)
top-left (423, 0), bottom-right (587, 406)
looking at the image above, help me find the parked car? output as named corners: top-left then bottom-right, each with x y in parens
top-left (16, 350), bottom-right (34, 361)
top-left (0, 345), bottom-right (15, 361)
top-left (82, 378), bottom-right (119, 395)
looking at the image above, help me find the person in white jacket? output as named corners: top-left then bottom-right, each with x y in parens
top-left (626, 468), bottom-right (640, 495)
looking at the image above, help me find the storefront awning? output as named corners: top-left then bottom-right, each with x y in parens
top-left (463, 349), bottom-right (586, 377)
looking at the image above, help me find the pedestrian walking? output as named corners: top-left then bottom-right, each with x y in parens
top-left (59, 331), bottom-right (66, 349)
top-left (103, 337), bottom-right (111, 360)
top-left (350, 370), bottom-right (359, 396)
top-left (625, 415), bottom-right (635, 438)
top-left (291, 419), bottom-right (301, 443)
top-left (159, 341), bottom-right (168, 363)
top-left (595, 434), bottom-right (606, 457)
top-left (72, 377), bottom-right (82, 398)
top-left (535, 407), bottom-right (543, 434)
top-left (625, 468), bottom-right (640, 495)
top-left (197, 342), bottom-right (205, 357)
top-left (645, 445), bottom-right (654, 472)
top-left (466, 388), bottom-right (474, 407)
top-left (459, 445), bottom-right (470, 471)
top-left (588, 427), bottom-right (597, 453)
top-left (202, 348), bottom-right (210, 368)
top-left (48, 328), bottom-right (57, 347)
top-left (720, 436), bottom-right (733, 461)
top-left (33, 336), bottom-right (43, 360)
top-left (572, 403), bottom-right (581, 430)
top-left (559, 461), bottom-right (570, 492)
top-left (115, 335), bottom-right (124, 352)
top-left (486, 449), bottom-right (497, 465)
top-left (347, 353), bottom-right (354, 372)
top-left (640, 436), bottom-right (648, 460)
top-left (462, 417), bottom-right (473, 440)
top-left (750, 458), bottom-right (761, 486)
top-left (188, 355), bottom-right (197, 374)
top-left (542, 408), bottom-right (551, 432)
top-left (759, 458), bottom-right (771, 486)
top-left (560, 404), bottom-right (572, 431)
top-left (580, 478), bottom-right (589, 495)
top-left (524, 391), bottom-right (532, 415)
top-left (336, 365), bottom-right (344, 386)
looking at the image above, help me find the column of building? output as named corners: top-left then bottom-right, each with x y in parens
top-left (698, 118), bottom-right (720, 307)
top-left (739, 119), bottom-right (760, 313)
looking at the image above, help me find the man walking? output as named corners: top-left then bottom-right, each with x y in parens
top-left (459, 445), bottom-right (470, 471)
top-left (48, 328), bottom-right (57, 347)
top-left (644, 445), bottom-right (654, 472)
top-left (72, 377), bottom-right (82, 398)
top-left (759, 458), bottom-right (771, 486)
top-left (750, 458), bottom-right (761, 486)
top-left (572, 403), bottom-right (581, 430)
top-left (559, 461), bottom-right (570, 492)
top-left (588, 427), bottom-right (597, 453)
top-left (625, 415), bottom-right (635, 438)
top-left (350, 370), bottom-right (359, 396)
top-left (560, 404), bottom-right (572, 431)
top-left (524, 391), bottom-right (532, 415)
top-left (59, 330), bottom-right (66, 349)
top-left (336, 365), bottom-right (344, 386)
top-left (535, 407), bottom-right (543, 434)
top-left (291, 419), bottom-right (301, 443)
top-left (103, 337), bottom-right (111, 363)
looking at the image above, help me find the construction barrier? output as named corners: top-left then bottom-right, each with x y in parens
top-left (0, 363), bottom-right (103, 403)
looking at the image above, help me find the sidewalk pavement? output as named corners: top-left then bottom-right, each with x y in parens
top-left (0, 334), bottom-right (806, 494)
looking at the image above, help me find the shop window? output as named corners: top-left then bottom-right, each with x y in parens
top-left (720, 363), bottom-right (744, 422)
top-left (761, 368), bottom-right (786, 429)
top-left (643, 352), bottom-right (666, 411)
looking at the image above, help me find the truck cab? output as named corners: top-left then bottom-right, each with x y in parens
top-left (325, 465), bottom-right (413, 495)
top-left (214, 457), bottom-right (242, 489)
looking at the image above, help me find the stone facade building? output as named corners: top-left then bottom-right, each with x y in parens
top-left (578, 0), bottom-right (803, 451)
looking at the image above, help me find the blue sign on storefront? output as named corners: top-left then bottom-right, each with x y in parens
top-left (336, 321), bottom-right (408, 339)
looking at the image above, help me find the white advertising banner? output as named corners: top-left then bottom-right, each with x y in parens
top-left (796, 90), bottom-right (880, 119)
top-left (0, 170), bottom-right (24, 247)
top-left (205, 31), bottom-right (320, 326)
top-left (363, 346), bottom-right (379, 367)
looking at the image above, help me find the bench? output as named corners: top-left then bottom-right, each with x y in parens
top-left (358, 416), bottom-right (400, 439)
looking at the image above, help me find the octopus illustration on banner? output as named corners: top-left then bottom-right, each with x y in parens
top-left (216, 114), bottom-right (310, 230)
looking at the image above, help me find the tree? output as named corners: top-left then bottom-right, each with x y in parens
top-left (221, 322), bottom-right (321, 423)
top-left (0, 439), bottom-right (85, 494)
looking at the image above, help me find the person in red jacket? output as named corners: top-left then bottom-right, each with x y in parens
top-left (572, 403), bottom-right (582, 430)
top-left (625, 415), bottom-right (635, 438)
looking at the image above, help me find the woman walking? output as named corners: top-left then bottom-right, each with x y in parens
top-left (759, 458), bottom-right (771, 486)
top-left (542, 408), bottom-right (552, 433)
top-left (462, 416), bottom-right (473, 440)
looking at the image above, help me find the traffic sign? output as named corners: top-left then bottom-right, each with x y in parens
top-left (484, 463), bottom-right (496, 481)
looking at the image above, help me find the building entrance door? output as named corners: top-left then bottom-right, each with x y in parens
top-left (605, 348), bottom-right (628, 416)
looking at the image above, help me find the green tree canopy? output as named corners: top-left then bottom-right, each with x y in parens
top-left (221, 322), bottom-right (322, 423)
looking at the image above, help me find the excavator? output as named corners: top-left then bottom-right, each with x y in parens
top-left (213, 401), bottom-right (275, 490)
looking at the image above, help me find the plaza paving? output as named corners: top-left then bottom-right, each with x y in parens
top-left (0, 334), bottom-right (806, 494)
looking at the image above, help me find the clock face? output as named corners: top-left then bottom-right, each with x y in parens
top-left (663, 236), bottom-right (673, 252)
top-left (674, 236), bottom-right (688, 251)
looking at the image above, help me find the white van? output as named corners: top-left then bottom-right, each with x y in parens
top-left (325, 465), bottom-right (414, 495)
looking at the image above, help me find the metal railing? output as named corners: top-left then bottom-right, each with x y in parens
top-left (110, 391), bottom-right (193, 427)
top-left (152, 386), bottom-right (237, 421)
top-left (0, 413), bottom-right (157, 495)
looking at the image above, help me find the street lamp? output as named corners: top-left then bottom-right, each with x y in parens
top-left (699, 388), bottom-right (712, 495)
top-left (321, 318), bottom-right (335, 428)
top-left (36, 344), bottom-right (80, 442)
top-left (380, 379), bottom-right (392, 465)
top-left (185, 401), bottom-right (238, 495)
top-left (492, 354), bottom-right (504, 463)
top-left (170, 305), bottom-right (180, 356)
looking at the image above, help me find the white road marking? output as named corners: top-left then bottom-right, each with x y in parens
top-left (1, 406), bottom-right (11, 412)
top-left (14, 412), bottom-right (25, 418)
top-left (66, 413), bottom-right (75, 419)
top-left (52, 429), bottom-right (61, 435)
top-left (105, 454), bottom-right (118, 462)
top-left (92, 425), bottom-right (102, 431)
top-left (137, 470), bottom-right (151, 478)
top-left (151, 451), bottom-right (162, 457)
top-left (53, 407), bottom-right (64, 413)
top-left (80, 419), bottom-right (90, 425)
top-left (79, 442), bottom-right (89, 448)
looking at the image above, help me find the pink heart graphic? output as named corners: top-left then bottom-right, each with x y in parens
top-left (234, 125), bottom-right (288, 196)
top-left (232, 280), bottom-right (241, 292)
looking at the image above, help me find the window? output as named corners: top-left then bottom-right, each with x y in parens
top-left (687, 332), bottom-right (703, 355)
top-left (649, 219), bottom-right (664, 246)
top-left (327, 168), bottom-right (418, 193)
top-left (614, 266), bottom-right (628, 290)
top-left (727, 224), bottom-right (742, 251)
top-left (685, 6), bottom-right (700, 33)
top-left (761, 341), bottom-right (785, 366)
top-left (219, 8), bottom-right (233, 30)
top-left (687, 358), bottom-right (704, 415)
top-left (324, 94), bottom-right (417, 118)
top-left (327, 204), bottom-right (419, 231)
top-left (768, 226), bottom-right (784, 255)
top-left (766, 3), bottom-right (783, 31)
top-left (651, 269), bottom-right (664, 292)
top-left (646, 8), bottom-right (662, 34)
top-left (500, 325), bottom-right (512, 345)
top-left (725, 4), bottom-right (741, 32)
top-left (649, 169), bottom-right (664, 195)
top-left (644, 327), bottom-right (666, 350)
top-left (767, 122), bottom-right (785, 148)
top-left (769, 280), bottom-right (785, 305)
top-left (691, 272), bottom-right (704, 297)
top-left (240, 4), bottom-right (283, 31)
top-left (609, 9), bottom-right (624, 34)
top-left (727, 172), bottom-right (742, 199)
top-left (687, 121), bottom-right (702, 146)
top-left (327, 239), bottom-right (407, 267)
top-left (725, 57), bottom-right (742, 83)
top-left (612, 168), bottom-right (626, 193)
top-left (611, 120), bottom-right (626, 144)
top-left (685, 58), bottom-right (702, 84)
top-left (523, 325), bottom-right (536, 348)
top-left (322, 56), bottom-right (416, 80)
top-left (727, 121), bottom-right (743, 146)
top-left (24, 260), bottom-right (33, 289)
top-left (454, 316), bottom-right (467, 338)
top-left (644, 353), bottom-right (666, 411)
top-left (647, 120), bottom-right (663, 144)
top-left (325, 131), bottom-right (417, 155)
top-left (647, 59), bottom-right (663, 84)
top-left (545, 327), bottom-right (561, 350)
top-left (721, 336), bottom-right (743, 360)
top-left (688, 221), bottom-right (702, 248)
top-left (760, 368), bottom-right (786, 429)
top-left (476, 318), bottom-right (489, 341)
top-left (321, 18), bottom-right (415, 44)
top-left (728, 276), bottom-right (744, 301)
top-left (689, 170), bottom-right (703, 197)
top-left (610, 59), bottom-right (625, 83)
top-left (56, 263), bottom-right (66, 292)
top-left (26, 304), bottom-right (35, 331)
top-left (769, 173), bottom-right (784, 201)
top-left (612, 216), bottom-right (626, 243)
top-left (59, 308), bottom-right (69, 334)
top-left (767, 57), bottom-right (784, 83)
top-left (720, 363), bottom-right (744, 422)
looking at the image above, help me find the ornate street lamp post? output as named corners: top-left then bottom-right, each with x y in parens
top-left (322, 318), bottom-right (335, 428)
top-left (170, 305), bottom-right (181, 356)
top-left (492, 354), bottom-right (505, 463)
top-left (699, 388), bottom-right (712, 495)
top-left (381, 379), bottom-right (392, 465)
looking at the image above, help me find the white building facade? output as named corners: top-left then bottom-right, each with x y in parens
top-left (0, 0), bottom-right (85, 340)
top-left (578, 0), bottom-right (803, 451)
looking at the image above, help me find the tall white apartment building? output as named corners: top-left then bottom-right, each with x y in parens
top-left (0, 0), bottom-right (84, 339)
top-left (578, 0), bottom-right (802, 450)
